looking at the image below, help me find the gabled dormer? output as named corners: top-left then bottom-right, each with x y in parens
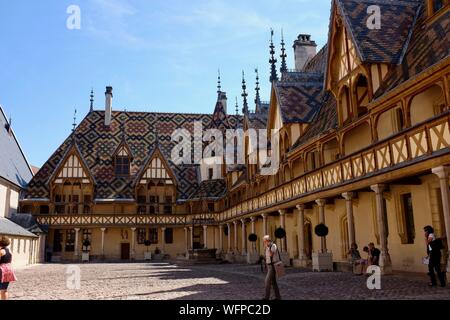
top-left (326, 0), bottom-right (421, 127)
top-left (49, 141), bottom-right (95, 214)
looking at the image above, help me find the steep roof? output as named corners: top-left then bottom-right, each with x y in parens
top-left (0, 217), bottom-right (38, 238)
top-left (24, 111), bottom-right (242, 201)
top-left (188, 179), bottom-right (227, 200)
top-left (0, 106), bottom-right (33, 188)
top-left (375, 3), bottom-right (450, 98)
top-left (335, 0), bottom-right (421, 64)
top-left (274, 72), bottom-right (325, 124)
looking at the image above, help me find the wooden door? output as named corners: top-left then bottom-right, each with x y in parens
top-left (121, 243), bottom-right (130, 260)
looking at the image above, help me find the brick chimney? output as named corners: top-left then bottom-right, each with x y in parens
top-left (293, 34), bottom-right (317, 71)
top-left (105, 86), bottom-right (113, 126)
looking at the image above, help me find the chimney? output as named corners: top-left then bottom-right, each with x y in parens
top-left (293, 34), bottom-right (317, 71)
top-left (105, 86), bottom-right (113, 126)
top-left (219, 91), bottom-right (227, 114)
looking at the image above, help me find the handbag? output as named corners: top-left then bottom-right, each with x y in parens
top-left (270, 243), bottom-right (285, 279)
top-left (422, 257), bottom-right (429, 265)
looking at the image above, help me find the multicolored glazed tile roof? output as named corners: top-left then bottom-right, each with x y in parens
top-left (25, 111), bottom-right (242, 201)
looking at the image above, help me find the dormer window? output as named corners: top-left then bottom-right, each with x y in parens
top-left (114, 146), bottom-right (131, 176)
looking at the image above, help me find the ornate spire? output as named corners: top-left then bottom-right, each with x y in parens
top-left (89, 88), bottom-right (94, 112)
top-left (235, 97), bottom-right (239, 115)
top-left (72, 108), bottom-right (77, 132)
top-left (280, 29), bottom-right (287, 75)
top-left (217, 69), bottom-right (222, 96)
top-left (254, 68), bottom-right (261, 113)
top-left (269, 28), bottom-right (278, 83)
top-left (241, 71), bottom-right (249, 116)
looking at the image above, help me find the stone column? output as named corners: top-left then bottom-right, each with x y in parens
top-left (131, 227), bottom-right (136, 259)
top-left (227, 223), bottom-right (232, 253)
top-left (295, 204), bottom-right (308, 266)
top-left (161, 227), bottom-right (166, 254)
top-left (261, 213), bottom-right (268, 236)
top-left (432, 166), bottom-right (450, 273)
top-left (370, 184), bottom-right (392, 274)
top-left (189, 226), bottom-right (194, 250)
top-left (203, 225), bottom-right (208, 249)
top-left (74, 228), bottom-right (80, 258)
top-left (100, 228), bottom-right (106, 257)
top-left (218, 224), bottom-right (224, 254)
top-left (315, 199), bottom-right (327, 253)
top-left (241, 219), bottom-right (247, 255)
top-left (342, 192), bottom-right (356, 247)
top-left (279, 210), bottom-right (287, 252)
top-left (233, 221), bottom-right (239, 253)
top-left (184, 227), bottom-right (189, 254)
top-left (250, 217), bottom-right (256, 253)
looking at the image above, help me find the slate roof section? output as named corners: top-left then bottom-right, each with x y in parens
top-left (291, 93), bottom-right (338, 150)
top-left (335, 0), bottom-right (422, 64)
top-left (0, 106), bottom-right (33, 188)
top-left (188, 179), bottom-right (227, 200)
top-left (24, 111), bottom-right (242, 201)
top-left (303, 45), bottom-right (328, 73)
top-left (0, 217), bottom-right (38, 238)
top-left (375, 4), bottom-right (450, 98)
top-left (248, 103), bottom-right (269, 130)
top-left (275, 72), bottom-right (325, 124)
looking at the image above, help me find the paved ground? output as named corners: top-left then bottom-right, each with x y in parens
top-left (8, 262), bottom-right (450, 300)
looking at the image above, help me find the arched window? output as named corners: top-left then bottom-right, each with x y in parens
top-left (343, 122), bottom-right (372, 155)
top-left (377, 105), bottom-right (404, 140)
top-left (409, 84), bottom-right (446, 125)
top-left (323, 138), bottom-right (340, 164)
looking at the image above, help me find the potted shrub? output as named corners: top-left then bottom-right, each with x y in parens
top-left (82, 239), bottom-right (91, 262)
top-left (312, 223), bottom-right (333, 272)
top-left (144, 240), bottom-right (152, 260)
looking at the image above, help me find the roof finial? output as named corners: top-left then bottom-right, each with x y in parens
top-left (280, 29), bottom-right (287, 75)
top-left (254, 68), bottom-right (261, 113)
top-left (217, 69), bottom-right (222, 96)
top-left (72, 108), bottom-right (77, 132)
top-left (89, 88), bottom-right (94, 112)
top-left (269, 28), bottom-right (278, 83)
top-left (235, 97), bottom-right (239, 116)
top-left (241, 71), bottom-right (249, 116)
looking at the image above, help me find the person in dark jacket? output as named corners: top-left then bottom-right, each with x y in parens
top-left (424, 226), bottom-right (446, 287)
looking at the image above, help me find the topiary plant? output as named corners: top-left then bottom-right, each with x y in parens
top-left (275, 227), bottom-right (286, 239)
top-left (315, 223), bottom-right (329, 237)
top-left (144, 240), bottom-right (152, 252)
top-left (248, 233), bottom-right (257, 242)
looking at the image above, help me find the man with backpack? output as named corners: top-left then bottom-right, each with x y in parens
top-left (424, 225), bottom-right (446, 287)
top-left (263, 235), bottom-right (282, 300)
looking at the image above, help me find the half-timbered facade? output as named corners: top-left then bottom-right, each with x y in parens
top-left (19, 0), bottom-right (450, 274)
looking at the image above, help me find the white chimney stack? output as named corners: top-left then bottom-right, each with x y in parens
top-left (105, 86), bottom-right (113, 126)
top-left (293, 34), bottom-right (317, 71)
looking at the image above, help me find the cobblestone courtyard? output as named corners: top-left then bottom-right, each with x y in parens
top-left (9, 262), bottom-right (450, 300)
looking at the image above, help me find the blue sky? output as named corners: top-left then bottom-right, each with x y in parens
top-left (0, 0), bottom-right (331, 167)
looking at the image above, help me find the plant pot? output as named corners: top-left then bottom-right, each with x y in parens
top-left (81, 252), bottom-right (89, 262)
top-left (312, 252), bottom-right (333, 272)
top-left (144, 252), bottom-right (152, 261)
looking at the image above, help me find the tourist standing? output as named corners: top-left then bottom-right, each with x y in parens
top-left (263, 235), bottom-right (281, 300)
top-left (424, 226), bottom-right (446, 287)
top-left (0, 236), bottom-right (17, 300)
